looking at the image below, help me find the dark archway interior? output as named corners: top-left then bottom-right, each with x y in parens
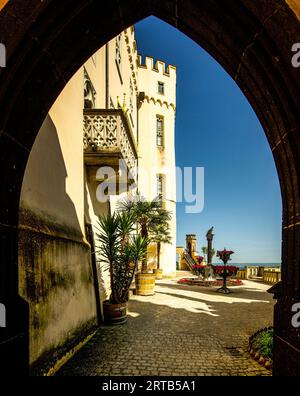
top-left (0, 0), bottom-right (299, 375)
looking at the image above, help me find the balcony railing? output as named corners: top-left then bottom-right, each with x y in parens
top-left (83, 109), bottom-right (138, 181)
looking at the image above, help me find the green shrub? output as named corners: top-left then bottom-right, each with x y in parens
top-left (253, 329), bottom-right (273, 358)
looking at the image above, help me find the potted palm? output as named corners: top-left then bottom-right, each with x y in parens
top-left (118, 194), bottom-right (171, 295)
top-left (150, 223), bottom-right (172, 280)
top-left (97, 212), bottom-right (148, 324)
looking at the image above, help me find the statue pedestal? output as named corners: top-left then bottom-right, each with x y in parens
top-left (205, 264), bottom-right (214, 279)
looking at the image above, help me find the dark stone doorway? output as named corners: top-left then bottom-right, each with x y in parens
top-left (0, 0), bottom-right (299, 375)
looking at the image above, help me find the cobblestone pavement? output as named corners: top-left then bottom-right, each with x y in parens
top-left (58, 276), bottom-right (274, 376)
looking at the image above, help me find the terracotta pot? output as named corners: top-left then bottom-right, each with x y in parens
top-left (153, 268), bottom-right (163, 280)
top-left (259, 356), bottom-right (266, 365)
top-left (265, 360), bottom-right (272, 370)
top-left (103, 300), bottom-right (127, 325)
top-left (135, 273), bottom-right (156, 296)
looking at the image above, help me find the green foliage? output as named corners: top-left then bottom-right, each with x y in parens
top-left (150, 223), bottom-right (172, 245)
top-left (150, 223), bottom-right (172, 270)
top-left (118, 194), bottom-right (171, 236)
top-left (96, 212), bottom-right (148, 303)
top-left (118, 211), bottom-right (135, 243)
top-left (253, 329), bottom-right (274, 358)
top-left (118, 193), bottom-right (172, 272)
top-left (201, 246), bottom-right (215, 262)
top-left (201, 247), bottom-right (215, 255)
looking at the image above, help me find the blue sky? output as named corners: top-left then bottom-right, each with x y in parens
top-left (135, 17), bottom-right (282, 264)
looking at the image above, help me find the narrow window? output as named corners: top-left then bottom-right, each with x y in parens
top-left (158, 81), bottom-right (164, 95)
top-left (156, 115), bottom-right (164, 147)
top-left (157, 174), bottom-right (163, 205)
top-left (115, 34), bottom-right (121, 66)
top-left (115, 34), bottom-right (123, 83)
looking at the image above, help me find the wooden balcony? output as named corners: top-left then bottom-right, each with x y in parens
top-left (83, 109), bottom-right (138, 183)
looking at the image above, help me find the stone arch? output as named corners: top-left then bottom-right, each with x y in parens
top-left (0, 0), bottom-right (299, 375)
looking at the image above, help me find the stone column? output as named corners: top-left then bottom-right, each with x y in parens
top-left (205, 227), bottom-right (214, 279)
top-left (207, 238), bottom-right (212, 265)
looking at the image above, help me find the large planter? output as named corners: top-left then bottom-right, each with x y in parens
top-left (103, 300), bottom-right (127, 325)
top-left (153, 268), bottom-right (163, 280)
top-left (135, 273), bottom-right (156, 296)
top-left (248, 327), bottom-right (273, 371)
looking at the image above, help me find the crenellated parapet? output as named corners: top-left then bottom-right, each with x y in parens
top-left (137, 55), bottom-right (176, 78)
top-left (137, 54), bottom-right (176, 111)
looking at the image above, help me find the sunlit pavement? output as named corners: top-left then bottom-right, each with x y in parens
top-left (58, 275), bottom-right (274, 376)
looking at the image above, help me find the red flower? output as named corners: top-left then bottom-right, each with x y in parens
top-left (192, 264), bottom-right (206, 269)
top-left (195, 256), bottom-right (204, 264)
top-left (213, 265), bottom-right (238, 275)
top-left (216, 248), bottom-right (235, 264)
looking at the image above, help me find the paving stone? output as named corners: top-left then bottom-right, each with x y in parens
top-left (57, 278), bottom-right (273, 377)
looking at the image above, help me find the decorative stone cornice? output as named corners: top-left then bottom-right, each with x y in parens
top-left (142, 95), bottom-right (176, 111)
top-left (124, 27), bottom-right (138, 94)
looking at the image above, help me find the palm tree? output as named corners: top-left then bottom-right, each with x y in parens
top-left (201, 246), bottom-right (215, 264)
top-left (118, 193), bottom-right (172, 272)
top-left (211, 248), bottom-right (216, 261)
top-left (117, 211), bottom-right (135, 246)
top-left (97, 213), bottom-right (120, 303)
top-left (150, 223), bottom-right (172, 270)
top-left (201, 246), bottom-right (207, 262)
top-left (96, 212), bottom-right (148, 303)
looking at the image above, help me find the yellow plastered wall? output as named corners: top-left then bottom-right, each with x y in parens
top-left (138, 57), bottom-right (177, 276)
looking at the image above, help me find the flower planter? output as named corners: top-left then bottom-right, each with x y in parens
top-left (135, 273), bottom-right (156, 296)
top-left (248, 326), bottom-right (273, 371)
top-left (153, 268), bottom-right (163, 280)
top-left (103, 300), bottom-right (127, 325)
top-left (213, 249), bottom-right (237, 294)
top-left (177, 277), bottom-right (243, 286)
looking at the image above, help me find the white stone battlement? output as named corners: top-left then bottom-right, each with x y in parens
top-left (138, 55), bottom-right (176, 77)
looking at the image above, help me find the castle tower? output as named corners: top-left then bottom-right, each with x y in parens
top-left (137, 56), bottom-right (177, 277)
top-left (186, 234), bottom-right (197, 259)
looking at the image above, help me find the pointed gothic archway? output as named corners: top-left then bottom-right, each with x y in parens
top-left (0, 0), bottom-right (299, 375)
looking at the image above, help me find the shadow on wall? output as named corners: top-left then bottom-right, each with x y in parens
top-left (18, 114), bottom-right (97, 375)
top-left (20, 114), bottom-right (84, 236)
